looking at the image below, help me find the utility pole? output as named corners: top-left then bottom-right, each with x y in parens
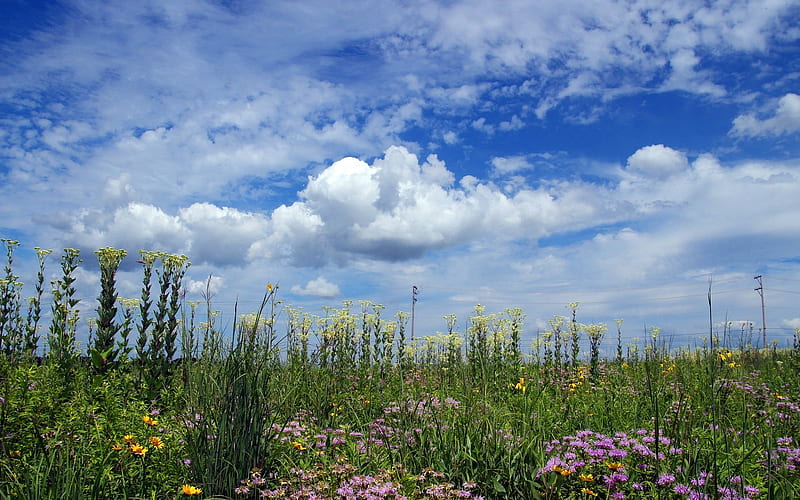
top-left (411, 285), bottom-right (418, 341)
top-left (754, 275), bottom-right (766, 348)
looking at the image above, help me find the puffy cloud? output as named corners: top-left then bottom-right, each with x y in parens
top-left (626, 145), bottom-right (690, 179)
top-left (178, 203), bottom-right (269, 266)
top-left (290, 276), bottom-right (341, 298)
top-left (62, 202), bottom-right (191, 255)
top-left (247, 146), bottom-right (627, 265)
top-left (731, 93), bottom-right (800, 137)
top-left (56, 201), bottom-right (268, 267)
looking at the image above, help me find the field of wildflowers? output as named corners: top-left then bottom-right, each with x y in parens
top-left (0, 240), bottom-right (799, 499)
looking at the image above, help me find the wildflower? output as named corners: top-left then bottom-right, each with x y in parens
top-left (606, 461), bottom-right (624, 471)
top-left (292, 441), bottom-right (307, 450)
top-left (130, 443), bottom-right (148, 456)
top-left (552, 465), bottom-right (574, 476)
top-left (579, 473), bottom-right (595, 482)
top-left (112, 442), bottom-right (123, 451)
top-left (581, 487), bottom-right (598, 497)
top-left (514, 377), bottom-right (527, 392)
top-left (142, 415), bottom-right (158, 426)
top-left (181, 484), bottom-right (202, 495)
top-left (122, 434), bottom-right (135, 443)
top-left (148, 436), bottom-right (164, 449)
top-left (744, 485), bottom-right (760, 496)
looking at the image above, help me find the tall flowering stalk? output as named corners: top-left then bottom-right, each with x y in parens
top-left (0, 239), bottom-right (21, 355)
top-left (90, 247), bottom-right (127, 372)
top-left (48, 248), bottom-right (82, 371)
top-left (136, 250), bottom-right (158, 370)
top-left (505, 307), bottom-right (525, 370)
top-left (23, 247), bottom-right (52, 356)
top-left (567, 302), bottom-right (581, 368)
top-left (585, 322), bottom-right (607, 381)
top-left (163, 254), bottom-right (190, 364)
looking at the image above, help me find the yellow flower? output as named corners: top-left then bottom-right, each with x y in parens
top-left (130, 443), bottom-right (148, 456)
top-left (552, 465), bottom-right (574, 476)
top-left (122, 434), bottom-right (135, 443)
top-left (148, 436), bottom-right (164, 449)
top-left (181, 484), bottom-right (202, 495)
top-left (579, 473), bottom-right (594, 482)
top-left (142, 415), bottom-right (158, 426)
top-left (581, 487), bottom-right (598, 497)
top-left (112, 442), bottom-right (123, 451)
top-left (605, 461), bottom-right (624, 471)
top-left (292, 441), bottom-right (307, 451)
top-left (514, 377), bottom-right (527, 392)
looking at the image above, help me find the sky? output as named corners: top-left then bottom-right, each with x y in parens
top-left (1, 0), bottom-right (800, 354)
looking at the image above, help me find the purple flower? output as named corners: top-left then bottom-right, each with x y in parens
top-left (657, 474), bottom-right (676, 486)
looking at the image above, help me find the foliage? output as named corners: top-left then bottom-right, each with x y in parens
top-left (0, 241), bottom-right (799, 499)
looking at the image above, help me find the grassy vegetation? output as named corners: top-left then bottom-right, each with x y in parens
top-left (0, 240), bottom-right (799, 499)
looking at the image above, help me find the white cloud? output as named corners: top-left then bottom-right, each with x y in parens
top-left (442, 131), bottom-right (459, 144)
top-left (186, 274), bottom-right (225, 296)
top-left (626, 145), bottom-right (690, 179)
top-left (498, 115), bottom-right (524, 131)
top-left (731, 93), bottom-right (800, 137)
top-left (290, 276), bottom-right (341, 298)
top-left (179, 203), bottom-right (269, 266)
top-left (491, 155), bottom-right (533, 175)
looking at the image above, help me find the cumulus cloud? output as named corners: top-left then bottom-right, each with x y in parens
top-left (731, 93), bottom-right (800, 137)
top-left (625, 145), bottom-right (690, 179)
top-left (290, 276), bottom-right (341, 298)
top-left (55, 201), bottom-right (268, 267)
top-left (246, 146), bottom-right (627, 266)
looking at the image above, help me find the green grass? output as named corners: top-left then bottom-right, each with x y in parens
top-left (1, 343), bottom-right (798, 499)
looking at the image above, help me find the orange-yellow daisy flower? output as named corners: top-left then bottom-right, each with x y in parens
top-left (181, 484), bottom-right (202, 495)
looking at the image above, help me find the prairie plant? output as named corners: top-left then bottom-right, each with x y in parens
top-left (467, 304), bottom-right (489, 377)
top-left (185, 285), bottom-right (288, 496)
top-left (0, 239), bottom-right (22, 357)
top-left (47, 248), bottom-right (82, 374)
top-left (286, 305), bottom-right (312, 366)
top-left (549, 315), bottom-right (565, 369)
top-left (89, 247), bottom-right (127, 373)
top-left (23, 247), bottom-right (52, 356)
top-left (567, 302), bottom-right (580, 367)
top-left (135, 250), bottom-right (158, 371)
top-left (585, 322), bottom-right (607, 381)
top-left (116, 297), bottom-right (138, 362)
top-left (505, 307), bottom-right (525, 371)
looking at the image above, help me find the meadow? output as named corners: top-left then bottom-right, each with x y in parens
top-left (0, 240), bottom-right (799, 499)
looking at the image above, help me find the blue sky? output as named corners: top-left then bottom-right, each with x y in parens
top-left (2, 0), bottom-right (800, 352)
